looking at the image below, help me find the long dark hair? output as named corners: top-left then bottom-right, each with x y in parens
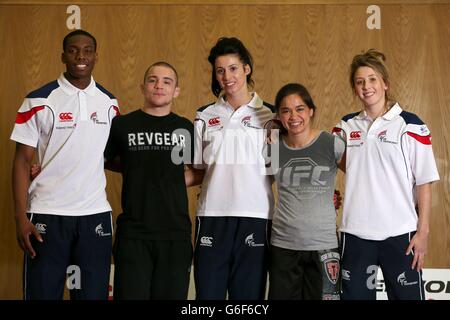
top-left (208, 37), bottom-right (254, 97)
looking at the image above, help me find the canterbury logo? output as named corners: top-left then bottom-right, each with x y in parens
top-left (349, 131), bottom-right (361, 140)
top-left (59, 112), bottom-right (73, 122)
top-left (208, 117), bottom-right (221, 127)
top-left (200, 236), bottom-right (213, 247)
top-left (35, 223), bottom-right (46, 234)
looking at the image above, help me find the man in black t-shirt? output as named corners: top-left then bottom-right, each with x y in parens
top-left (105, 62), bottom-right (202, 299)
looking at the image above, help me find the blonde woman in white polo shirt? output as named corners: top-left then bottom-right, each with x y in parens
top-left (333, 49), bottom-right (440, 300)
top-left (193, 37), bottom-right (274, 300)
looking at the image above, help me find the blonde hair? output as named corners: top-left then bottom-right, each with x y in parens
top-left (349, 49), bottom-right (390, 102)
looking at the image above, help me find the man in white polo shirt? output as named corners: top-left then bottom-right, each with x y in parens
top-left (11, 30), bottom-right (119, 300)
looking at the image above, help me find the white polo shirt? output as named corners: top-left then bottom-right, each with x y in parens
top-left (193, 93), bottom-right (275, 219)
top-left (11, 73), bottom-right (119, 216)
top-left (333, 103), bottom-right (440, 240)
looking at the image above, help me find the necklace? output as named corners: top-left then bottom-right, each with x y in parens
top-left (366, 103), bottom-right (390, 120)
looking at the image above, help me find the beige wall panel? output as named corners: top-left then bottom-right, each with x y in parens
top-left (0, 3), bottom-right (449, 299)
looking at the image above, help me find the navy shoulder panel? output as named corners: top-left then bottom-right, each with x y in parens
top-left (262, 101), bottom-right (275, 112)
top-left (96, 83), bottom-right (116, 99)
top-left (342, 111), bottom-right (360, 122)
top-left (399, 111), bottom-right (424, 125)
top-left (197, 102), bottom-right (215, 112)
top-left (26, 80), bottom-right (59, 98)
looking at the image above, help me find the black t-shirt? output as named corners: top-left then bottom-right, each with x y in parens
top-left (105, 109), bottom-right (193, 240)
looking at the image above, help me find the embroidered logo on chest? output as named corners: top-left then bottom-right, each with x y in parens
top-left (349, 131), bottom-right (362, 140)
top-left (378, 129), bottom-right (397, 144)
top-left (241, 115), bottom-right (260, 129)
top-left (90, 112), bottom-right (107, 125)
top-left (59, 112), bottom-right (73, 122)
top-left (208, 117), bottom-right (221, 127)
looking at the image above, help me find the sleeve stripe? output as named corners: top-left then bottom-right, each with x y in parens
top-left (112, 105), bottom-right (120, 116)
top-left (15, 105), bottom-right (45, 124)
top-left (407, 132), bottom-right (432, 145)
top-left (332, 127), bottom-right (342, 134)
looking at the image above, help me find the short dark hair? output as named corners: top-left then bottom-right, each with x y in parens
top-left (143, 61), bottom-right (179, 86)
top-left (63, 29), bottom-right (97, 52)
top-left (208, 37), bottom-right (254, 97)
top-left (274, 83), bottom-right (317, 115)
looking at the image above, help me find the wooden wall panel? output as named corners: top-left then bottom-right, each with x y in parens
top-left (0, 3), bottom-right (449, 299)
top-left (429, 5), bottom-right (450, 265)
top-left (1, 1), bottom-right (449, 4)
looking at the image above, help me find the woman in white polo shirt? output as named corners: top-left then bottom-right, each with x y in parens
top-left (193, 37), bottom-right (274, 300)
top-left (333, 49), bottom-right (440, 300)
